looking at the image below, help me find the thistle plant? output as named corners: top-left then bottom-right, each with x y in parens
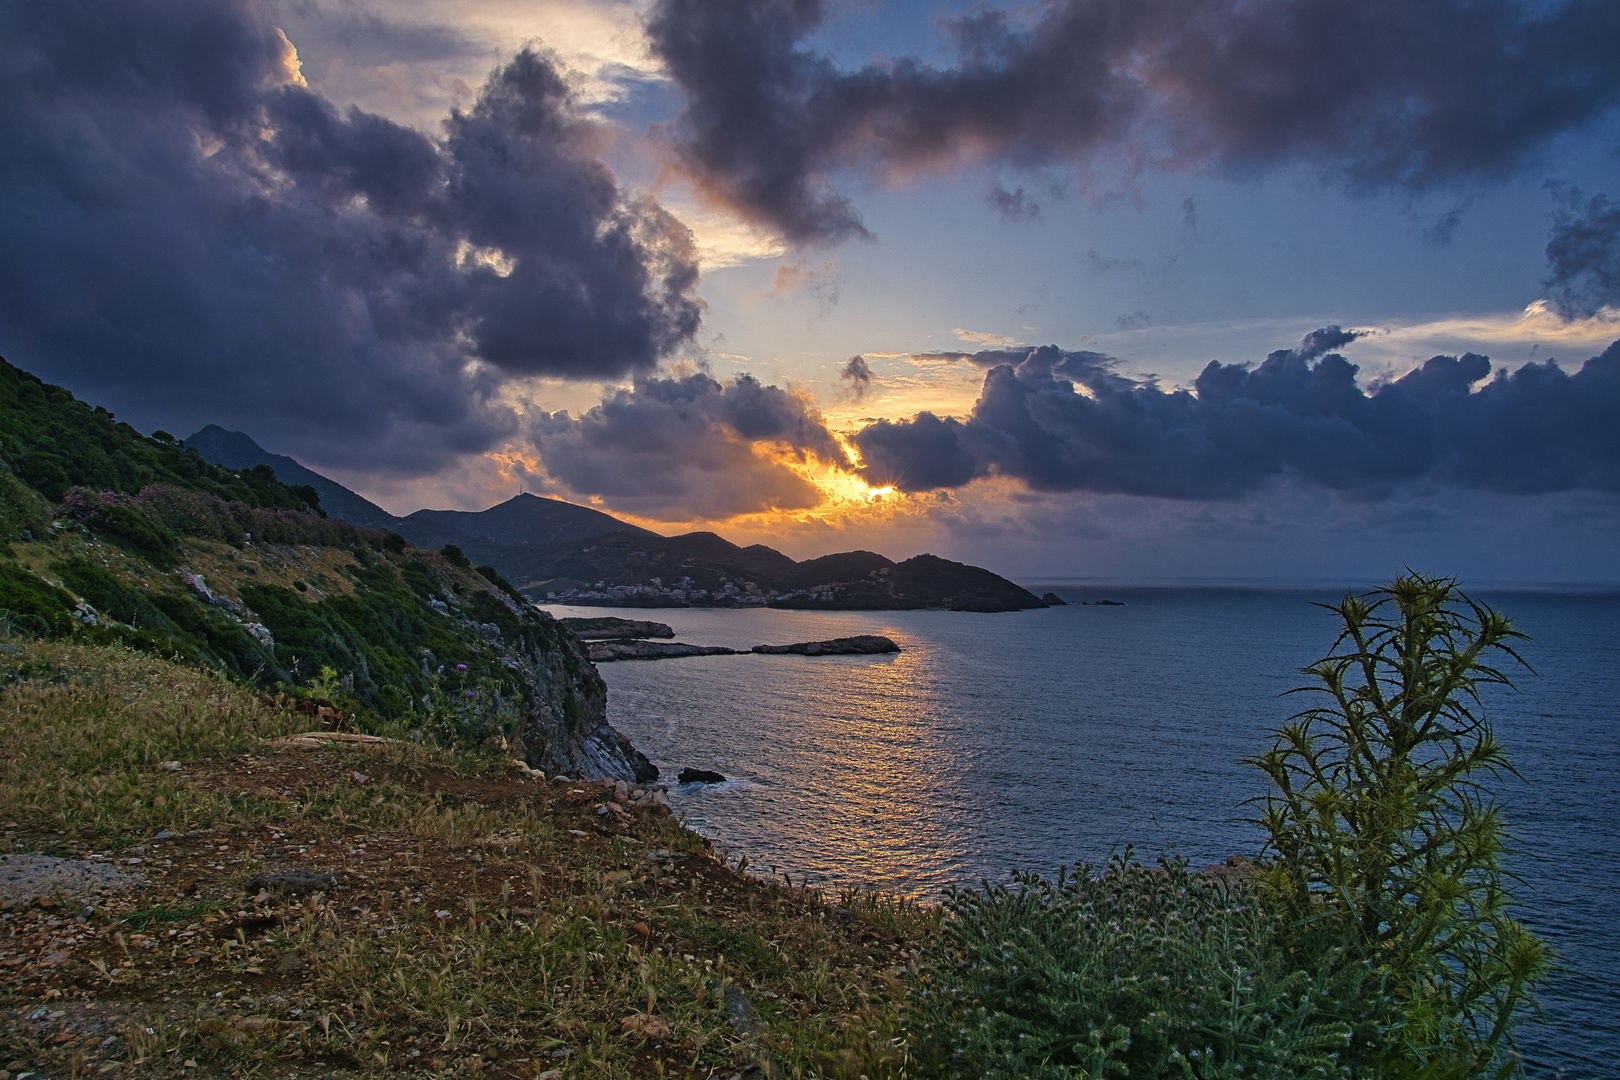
top-left (1249, 573), bottom-right (1548, 1076)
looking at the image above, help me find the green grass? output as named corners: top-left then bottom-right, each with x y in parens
top-left (121, 898), bottom-right (232, 930)
top-left (0, 640), bottom-right (299, 840)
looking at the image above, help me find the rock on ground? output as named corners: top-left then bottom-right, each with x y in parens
top-left (0, 854), bottom-right (143, 911)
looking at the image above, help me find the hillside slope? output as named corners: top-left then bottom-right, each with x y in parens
top-left (1, 359), bottom-right (653, 781)
top-left (0, 361), bottom-right (320, 514)
top-left (185, 425), bottom-right (399, 529)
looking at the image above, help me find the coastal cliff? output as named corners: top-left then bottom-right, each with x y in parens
top-left (0, 357), bottom-right (654, 783)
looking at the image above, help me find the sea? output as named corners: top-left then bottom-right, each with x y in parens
top-left (541, 584), bottom-right (1620, 1078)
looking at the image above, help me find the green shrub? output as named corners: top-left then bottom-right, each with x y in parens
top-left (0, 464), bottom-right (50, 540)
top-left (49, 557), bottom-right (169, 629)
top-left (909, 852), bottom-right (1365, 1079)
top-left (476, 563), bottom-right (525, 603)
top-left (0, 562), bottom-right (76, 637)
top-left (1249, 573), bottom-right (1546, 1076)
top-left (56, 490), bottom-right (179, 567)
top-left (16, 448), bottom-right (70, 501)
top-left (912, 575), bottom-right (1546, 1079)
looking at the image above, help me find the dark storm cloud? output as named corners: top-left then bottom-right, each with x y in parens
top-left (533, 372), bottom-right (848, 519)
top-left (646, 0), bottom-right (1620, 243)
top-left (852, 331), bottom-right (1620, 499)
top-left (0, 0), bottom-right (701, 472)
top-left (985, 184), bottom-right (1040, 221)
top-left (1545, 186), bottom-right (1620, 318)
top-left (840, 354), bottom-right (873, 397)
top-left (854, 412), bottom-right (979, 491)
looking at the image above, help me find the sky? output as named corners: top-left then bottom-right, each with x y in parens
top-left (1, 0), bottom-right (1618, 583)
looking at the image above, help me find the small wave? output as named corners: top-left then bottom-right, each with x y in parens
top-left (675, 778), bottom-right (757, 794)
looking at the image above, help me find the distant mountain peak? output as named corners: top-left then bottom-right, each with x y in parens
top-left (405, 494), bottom-right (657, 547)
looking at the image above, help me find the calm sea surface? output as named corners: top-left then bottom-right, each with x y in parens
top-left (542, 585), bottom-right (1620, 1078)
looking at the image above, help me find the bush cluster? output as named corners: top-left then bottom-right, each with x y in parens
top-left (124, 485), bottom-right (390, 549)
top-left (911, 575), bottom-right (1547, 1079)
top-left (910, 853), bottom-right (1367, 1079)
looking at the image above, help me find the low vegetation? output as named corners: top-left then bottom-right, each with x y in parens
top-left (0, 565), bottom-right (1547, 1078)
top-left (0, 639), bottom-right (935, 1078)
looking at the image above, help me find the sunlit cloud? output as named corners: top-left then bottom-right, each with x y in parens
top-left (819, 356), bottom-right (986, 430)
top-left (282, 0), bottom-right (659, 129)
top-left (1365, 301), bottom-right (1620, 364)
top-left (953, 327), bottom-right (1027, 348)
top-left (661, 196), bottom-right (787, 268)
top-left (1071, 302), bottom-right (1620, 390)
top-left (770, 257), bottom-right (838, 296)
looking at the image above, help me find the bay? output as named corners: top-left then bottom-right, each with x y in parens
top-left (543, 584), bottom-right (1619, 1077)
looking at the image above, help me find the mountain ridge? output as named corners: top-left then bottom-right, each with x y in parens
top-left (185, 425), bottom-right (399, 529)
top-left (184, 427), bottom-right (1048, 612)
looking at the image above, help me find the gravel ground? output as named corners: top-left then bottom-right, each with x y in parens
top-left (0, 854), bottom-right (143, 911)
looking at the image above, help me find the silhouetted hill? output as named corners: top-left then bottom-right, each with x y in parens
top-left (183, 430), bottom-right (646, 562)
top-left (406, 493), bottom-right (656, 547)
top-left (185, 426), bottom-right (398, 529)
top-left (785, 550), bottom-right (894, 589)
top-left (658, 532), bottom-right (800, 580)
top-left (526, 532), bottom-right (1047, 612)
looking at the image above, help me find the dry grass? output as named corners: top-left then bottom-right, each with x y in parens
top-left (0, 639), bottom-right (940, 1079)
top-left (0, 640), bottom-right (302, 839)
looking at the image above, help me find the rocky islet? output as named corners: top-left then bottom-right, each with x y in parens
top-left (582, 634), bottom-right (901, 663)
